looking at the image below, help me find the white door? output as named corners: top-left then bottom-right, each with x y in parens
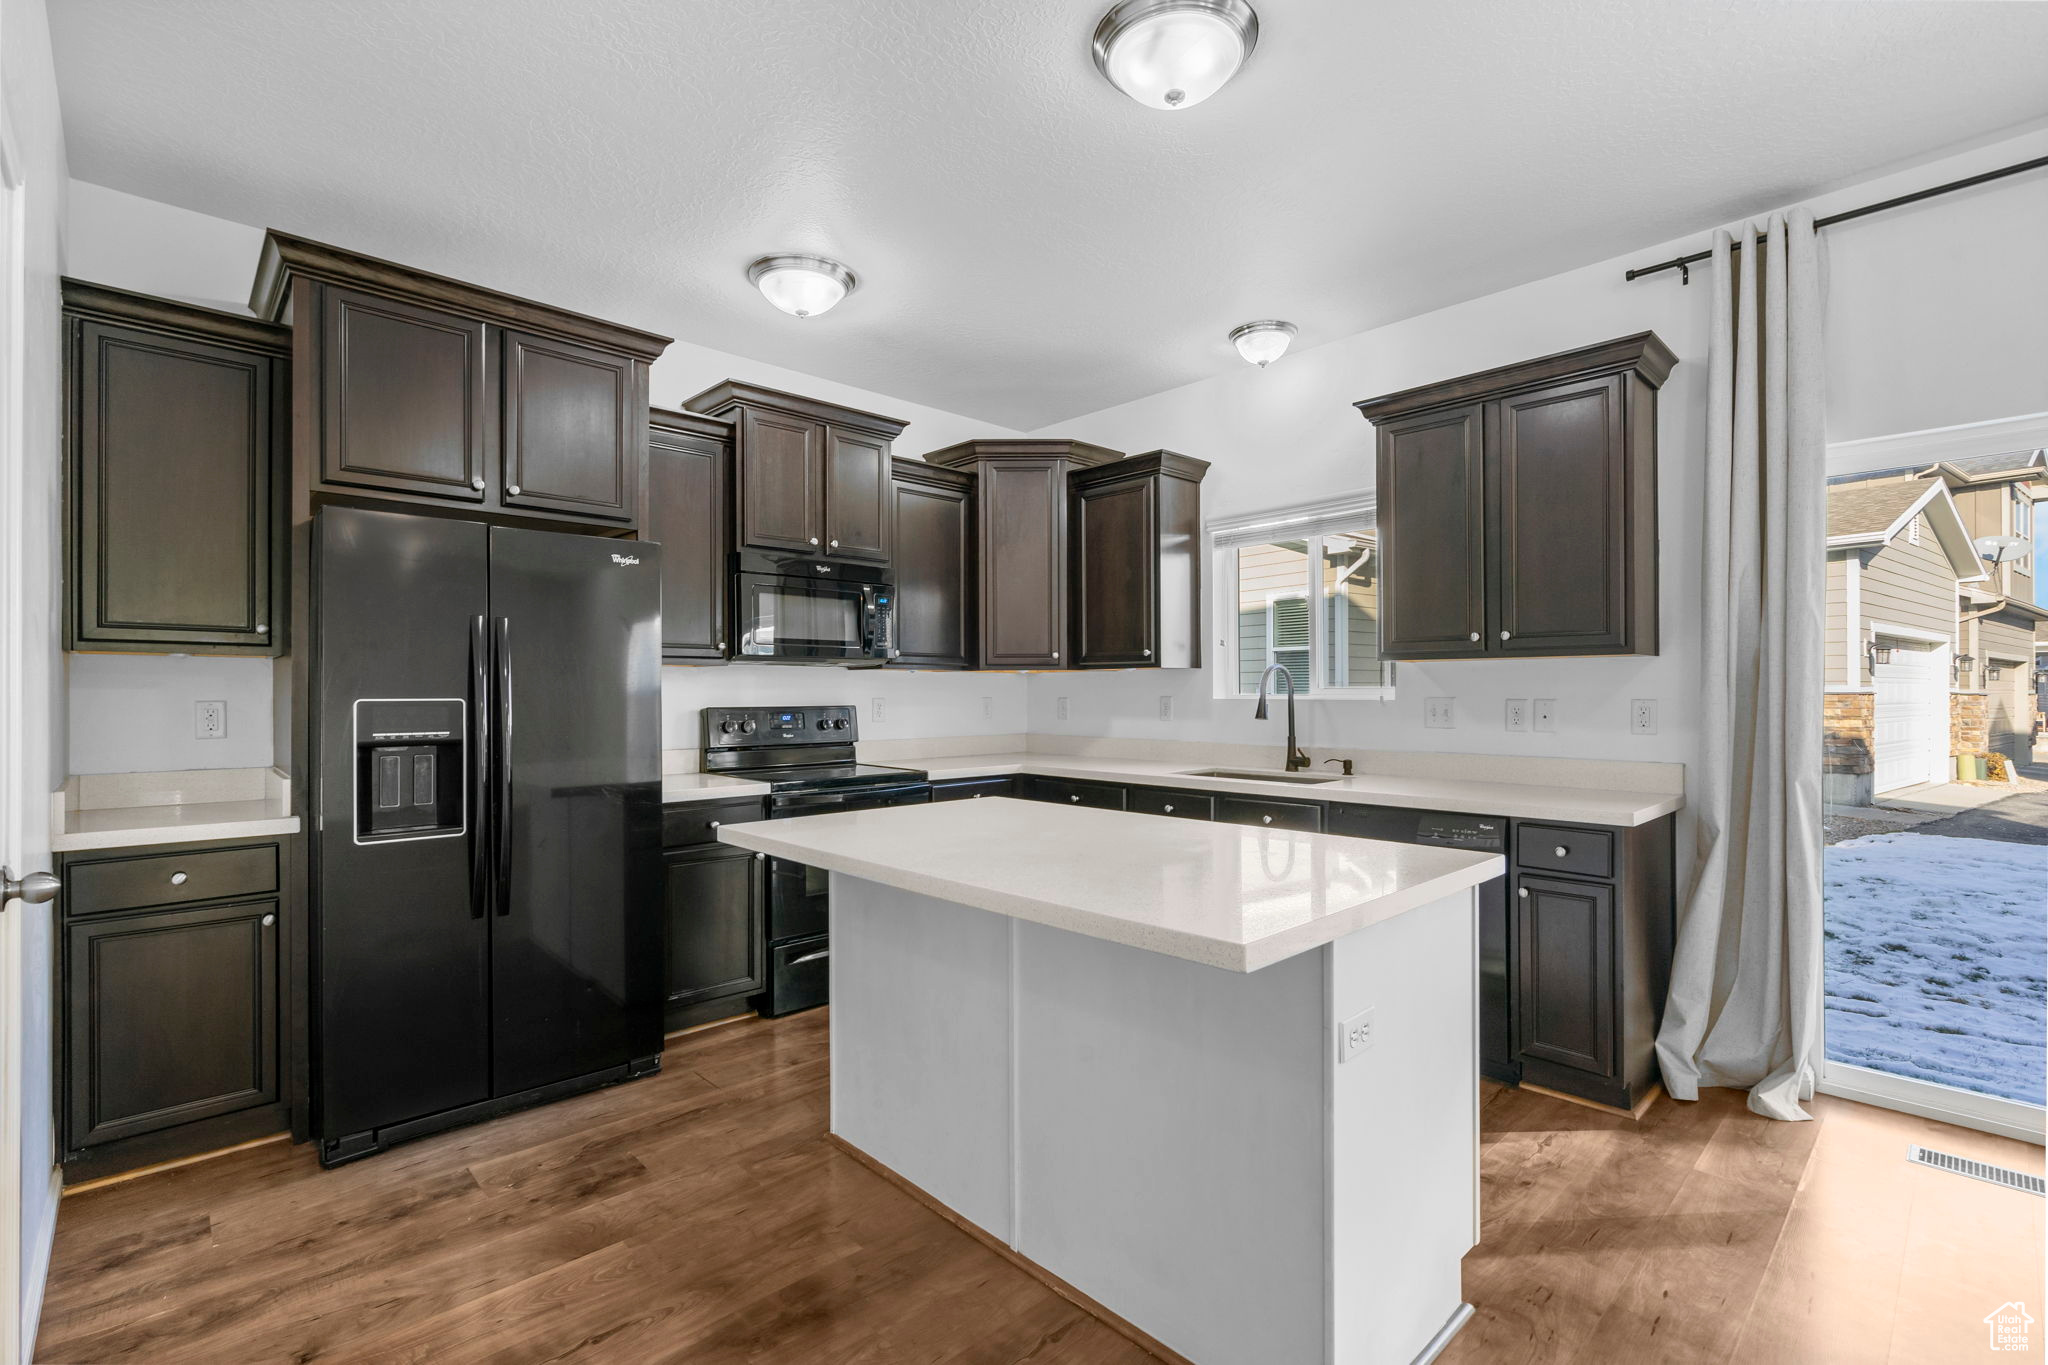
top-left (1871, 638), bottom-right (1948, 793)
top-left (0, 107), bottom-right (58, 1365)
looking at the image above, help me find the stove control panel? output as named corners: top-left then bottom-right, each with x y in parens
top-left (703, 705), bottom-right (858, 748)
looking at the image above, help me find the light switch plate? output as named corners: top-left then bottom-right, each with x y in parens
top-left (1425, 697), bottom-right (1454, 729)
top-left (1338, 1008), bottom-right (1375, 1062)
top-left (1630, 699), bottom-right (1658, 736)
top-left (195, 700), bottom-right (225, 740)
top-left (1505, 699), bottom-right (1529, 733)
top-left (1533, 699), bottom-right (1556, 732)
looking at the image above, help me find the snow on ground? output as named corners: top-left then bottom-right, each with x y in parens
top-left (1824, 832), bottom-right (2047, 1105)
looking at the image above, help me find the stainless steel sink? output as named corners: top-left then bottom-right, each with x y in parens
top-left (1176, 767), bottom-right (1343, 785)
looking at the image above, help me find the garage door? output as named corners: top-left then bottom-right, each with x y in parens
top-left (1871, 639), bottom-right (1948, 794)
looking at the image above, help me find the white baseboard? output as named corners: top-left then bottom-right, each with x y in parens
top-left (1819, 1064), bottom-right (2045, 1145)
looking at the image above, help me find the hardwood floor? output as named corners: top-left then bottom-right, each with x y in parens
top-left (38, 1013), bottom-right (2044, 1364)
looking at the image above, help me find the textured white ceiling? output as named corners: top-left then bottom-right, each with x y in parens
top-left (48, 0), bottom-right (2048, 430)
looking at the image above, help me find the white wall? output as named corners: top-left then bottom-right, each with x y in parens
top-left (66, 654), bottom-right (273, 773)
top-left (3, 0), bottom-right (68, 1339)
top-left (1023, 130), bottom-right (2048, 788)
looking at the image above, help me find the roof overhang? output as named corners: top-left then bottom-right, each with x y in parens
top-left (1825, 479), bottom-right (1987, 581)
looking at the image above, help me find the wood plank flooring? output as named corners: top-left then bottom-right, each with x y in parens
top-left (38, 1012), bottom-right (2044, 1364)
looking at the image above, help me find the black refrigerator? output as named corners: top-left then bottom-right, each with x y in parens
top-left (311, 506), bottom-right (663, 1166)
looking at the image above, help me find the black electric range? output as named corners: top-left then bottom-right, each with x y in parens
top-left (700, 706), bottom-right (929, 1015)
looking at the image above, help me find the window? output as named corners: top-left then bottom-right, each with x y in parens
top-left (1211, 495), bottom-right (1391, 700)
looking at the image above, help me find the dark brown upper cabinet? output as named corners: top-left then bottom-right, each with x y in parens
top-left (925, 439), bottom-right (1123, 669)
top-left (252, 231), bottom-right (669, 534)
top-left (1069, 451), bottom-right (1208, 669)
top-left (63, 280), bottom-right (289, 656)
top-left (890, 458), bottom-right (976, 669)
top-left (684, 382), bottom-right (908, 565)
top-left (647, 407), bottom-right (732, 662)
top-left (1354, 332), bottom-right (1674, 660)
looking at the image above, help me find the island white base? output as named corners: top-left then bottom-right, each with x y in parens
top-left (828, 873), bottom-right (1479, 1365)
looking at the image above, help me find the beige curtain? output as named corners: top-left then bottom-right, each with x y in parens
top-left (1655, 211), bottom-right (1827, 1121)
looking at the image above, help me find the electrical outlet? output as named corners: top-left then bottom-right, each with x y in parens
top-left (1630, 698), bottom-right (1658, 736)
top-left (981, 696), bottom-right (993, 721)
top-left (1505, 699), bottom-right (1529, 733)
top-left (195, 700), bottom-right (226, 740)
top-left (1055, 696), bottom-right (1070, 722)
top-left (1425, 697), bottom-right (1454, 729)
top-left (1158, 695), bottom-right (1174, 722)
top-left (871, 697), bottom-right (886, 725)
top-left (1338, 1008), bottom-right (1375, 1062)
top-left (1532, 698), bottom-right (1556, 733)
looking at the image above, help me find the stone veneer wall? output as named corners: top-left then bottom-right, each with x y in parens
top-left (1823, 692), bottom-right (1874, 776)
top-left (1950, 691), bottom-right (1989, 752)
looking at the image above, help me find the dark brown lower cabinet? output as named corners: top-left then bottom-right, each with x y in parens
top-left (663, 844), bottom-right (765, 1030)
top-left (1215, 795), bottom-right (1324, 832)
top-left (59, 854), bottom-right (285, 1182)
top-left (1025, 777), bottom-right (1127, 810)
top-left (1127, 787), bottom-right (1212, 820)
top-left (928, 777), bottom-right (1018, 801)
top-left (1514, 875), bottom-right (1616, 1078)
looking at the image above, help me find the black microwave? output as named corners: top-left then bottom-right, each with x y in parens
top-left (732, 554), bottom-right (897, 663)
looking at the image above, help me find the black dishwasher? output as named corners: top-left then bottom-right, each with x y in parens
top-left (1325, 804), bottom-right (1514, 1083)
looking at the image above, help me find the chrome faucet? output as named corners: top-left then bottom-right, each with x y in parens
top-left (1254, 664), bottom-right (1311, 772)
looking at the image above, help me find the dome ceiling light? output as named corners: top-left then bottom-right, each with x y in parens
top-left (1092, 0), bottom-right (1260, 111)
top-left (747, 254), bottom-right (858, 318)
top-left (1229, 319), bottom-right (1296, 367)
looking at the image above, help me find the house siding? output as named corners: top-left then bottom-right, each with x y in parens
top-left (1857, 512), bottom-right (1959, 674)
top-left (1236, 541), bottom-right (1308, 693)
top-left (1976, 610), bottom-right (2038, 762)
top-left (1825, 552), bottom-right (1851, 685)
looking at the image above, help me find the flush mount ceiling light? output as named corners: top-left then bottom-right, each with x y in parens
top-left (1229, 319), bottom-right (1296, 367)
top-left (746, 254), bottom-right (858, 318)
top-left (1092, 0), bottom-right (1260, 111)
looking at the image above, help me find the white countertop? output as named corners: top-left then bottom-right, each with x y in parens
top-left (717, 797), bottom-right (1502, 972)
top-left (906, 751), bottom-right (1681, 827)
top-left (53, 797), bottom-right (300, 852)
top-left (661, 772), bottom-right (773, 804)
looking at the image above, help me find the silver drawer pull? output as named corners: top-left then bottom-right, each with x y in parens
top-left (1069, 794), bottom-right (1081, 802)
top-left (1501, 631), bottom-right (1511, 641)
top-left (789, 949), bottom-right (830, 966)
top-left (261, 913), bottom-right (275, 926)
top-left (829, 539), bottom-right (840, 548)
top-left (1261, 815), bottom-right (1273, 825)
top-left (170, 871), bottom-right (189, 886)
top-left (754, 852), bottom-right (765, 861)
top-left (255, 624), bottom-right (268, 634)
top-left (1051, 651), bottom-right (1060, 659)
top-left (1468, 632), bottom-right (1480, 642)
top-left (1163, 804), bottom-right (1174, 812)
top-left (1554, 845), bottom-right (1568, 857)
top-left (1143, 648), bottom-right (1151, 657)
top-left (708, 820), bottom-right (721, 829)
top-left (809, 537), bottom-right (820, 546)
top-left (1518, 887), bottom-right (1529, 898)
top-left (507, 484), bottom-right (522, 496)
top-left (471, 475), bottom-right (485, 490)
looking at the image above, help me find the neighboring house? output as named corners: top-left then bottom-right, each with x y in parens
top-left (1233, 535), bottom-right (1382, 693)
top-left (1924, 449), bottom-right (2046, 764)
top-left (1823, 475), bottom-right (1985, 802)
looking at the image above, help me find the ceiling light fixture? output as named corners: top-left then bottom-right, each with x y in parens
top-left (747, 254), bottom-right (858, 318)
top-left (1229, 319), bottom-right (1296, 367)
top-left (1092, 0), bottom-right (1259, 111)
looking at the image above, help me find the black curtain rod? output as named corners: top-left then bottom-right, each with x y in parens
top-left (1624, 154), bottom-right (2048, 284)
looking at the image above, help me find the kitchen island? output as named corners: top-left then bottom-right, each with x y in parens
top-left (719, 797), bottom-right (1503, 1365)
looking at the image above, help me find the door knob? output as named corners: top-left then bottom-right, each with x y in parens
top-left (1, 866), bottom-right (59, 906)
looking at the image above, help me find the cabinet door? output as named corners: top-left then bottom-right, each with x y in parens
top-left (319, 285), bottom-right (489, 502)
top-left (892, 473), bottom-right (974, 668)
top-left (1515, 875), bottom-right (1615, 1078)
top-left (822, 427), bottom-right (891, 563)
top-left (1491, 376), bottom-right (1629, 653)
top-left (980, 458), bottom-right (1068, 668)
top-left (500, 330), bottom-right (639, 525)
top-left (65, 899), bottom-right (279, 1150)
top-left (664, 848), bottom-right (766, 1010)
top-left (648, 424), bottom-right (729, 659)
top-left (1071, 474), bottom-right (1157, 667)
top-left (1374, 405), bottom-right (1486, 657)
top-left (737, 409), bottom-right (823, 552)
top-left (69, 320), bottom-right (281, 653)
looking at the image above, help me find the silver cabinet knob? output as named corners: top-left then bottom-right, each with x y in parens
top-left (507, 484), bottom-right (522, 496)
top-left (829, 539), bottom-right (840, 548)
top-left (255, 624), bottom-right (268, 634)
top-left (1518, 887), bottom-right (1529, 898)
top-left (1554, 846), bottom-right (1568, 858)
top-left (1261, 815), bottom-right (1273, 825)
top-left (716, 640), bottom-right (726, 649)
top-left (1051, 651), bottom-right (1060, 660)
top-left (1143, 648), bottom-right (1151, 658)
top-left (1501, 631), bottom-right (1512, 641)
top-left (170, 871), bottom-right (189, 886)
top-left (1070, 794), bottom-right (1081, 803)
top-left (809, 537), bottom-right (820, 546)
top-left (755, 852), bottom-right (765, 861)
top-left (708, 820), bottom-right (721, 829)
top-left (1468, 632), bottom-right (1480, 642)
top-left (1163, 804), bottom-right (1174, 813)
top-left (814, 564), bottom-right (828, 574)
top-left (261, 913), bottom-right (276, 927)
top-left (0, 866), bottom-right (59, 905)
top-left (471, 475), bottom-right (486, 490)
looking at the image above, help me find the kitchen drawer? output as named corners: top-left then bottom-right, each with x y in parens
top-left (662, 797), bottom-right (768, 849)
top-left (930, 777), bottom-right (1017, 802)
top-left (1029, 777), bottom-right (1127, 811)
top-left (1128, 787), bottom-right (1212, 820)
top-left (66, 844), bottom-right (278, 916)
top-left (1216, 796), bottom-right (1325, 833)
top-left (1517, 824), bottom-right (1614, 879)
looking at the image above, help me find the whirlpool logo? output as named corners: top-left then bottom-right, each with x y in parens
top-left (610, 554), bottom-right (640, 567)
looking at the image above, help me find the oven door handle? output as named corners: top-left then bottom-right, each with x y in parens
top-left (770, 784), bottom-right (930, 815)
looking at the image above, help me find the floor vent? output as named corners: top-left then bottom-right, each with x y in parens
top-left (1908, 1145), bottom-right (2046, 1197)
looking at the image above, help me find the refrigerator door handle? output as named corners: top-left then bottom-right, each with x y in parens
top-left (469, 614), bottom-right (491, 918)
top-left (494, 616), bottom-right (514, 916)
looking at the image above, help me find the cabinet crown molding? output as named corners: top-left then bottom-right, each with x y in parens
top-left (923, 438), bottom-right (1124, 470)
top-left (649, 405), bottom-right (734, 441)
top-left (1072, 448), bottom-right (1211, 485)
top-left (891, 455), bottom-right (976, 490)
top-left (1352, 331), bottom-right (1677, 424)
top-left (62, 278), bottom-right (291, 355)
top-left (250, 230), bottom-right (672, 360)
top-left (682, 380), bottom-right (909, 439)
